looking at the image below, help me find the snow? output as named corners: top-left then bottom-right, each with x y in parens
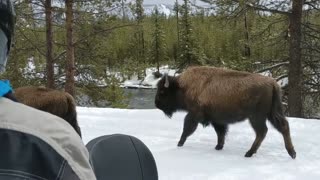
top-left (259, 70), bottom-right (272, 77)
top-left (22, 57), bottom-right (44, 79)
top-left (123, 66), bottom-right (178, 89)
top-left (144, 4), bottom-right (174, 17)
top-left (20, 59), bottom-right (291, 90)
top-left (78, 107), bottom-right (320, 180)
top-left (278, 77), bottom-right (288, 88)
top-left (22, 59), bottom-right (176, 89)
top-left (258, 71), bottom-right (288, 88)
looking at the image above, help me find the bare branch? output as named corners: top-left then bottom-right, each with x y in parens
top-left (214, 0), bottom-right (291, 15)
top-left (245, 3), bottom-right (290, 16)
top-left (54, 50), bottom-right (67, 61)
top-left (255, 62), bottom-right (289, 73)
top-left (276, 74), bottom-right (288, 81)
top-left (73, 24), bottom-right (137, 46)
top-left (17, 28), bottom-right (46, 57)
top-left (304, 1), bottom-right (320, 10)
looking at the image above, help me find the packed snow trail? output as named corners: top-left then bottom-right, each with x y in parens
top-left (78, 107), bottom-right (320, 180)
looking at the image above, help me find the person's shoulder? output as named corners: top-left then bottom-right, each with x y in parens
top-left (0, 97), bottom-right (96, 180)
top-left (0, 97), bottom-right (82, 147)
top-left (0, 97), bottom-right (70, 130)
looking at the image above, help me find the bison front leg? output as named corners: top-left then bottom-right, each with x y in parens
top-left (212, 123), bottom-right (228, 150)
top-left (178, 113), bottom-right (198, 147)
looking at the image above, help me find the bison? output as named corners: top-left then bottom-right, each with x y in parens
top-left (155, 66), bottom-right (296, 159)
top-left (14, 86), bottom-right (82, 137)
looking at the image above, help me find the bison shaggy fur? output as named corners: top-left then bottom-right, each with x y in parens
top-left (14, 86), bottom-right (82, 137)
top-left (155, 66), bottom-right (296, 159)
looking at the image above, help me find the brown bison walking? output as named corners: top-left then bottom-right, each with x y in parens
top-left (14, 86), bottom-right (82, 137)
top-left (155, 66), bottom-right (296, 159)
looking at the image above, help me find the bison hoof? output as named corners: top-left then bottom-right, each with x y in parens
top-left (244, 150), bottom-right (255, 157)
top-left (288, 149), bottom-right (296, 159)
top-left (215, 144), bottom-right (224, 150)
top-left (177, 142), bottom-right (184, 147)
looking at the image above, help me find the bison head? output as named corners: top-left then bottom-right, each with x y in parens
top-left (155, 74), bottom-right (180, 118)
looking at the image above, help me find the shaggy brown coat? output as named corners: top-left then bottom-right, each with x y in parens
top-left (181, 68), bottom-right (272, 108)
top-left (14, 86), bottom-right (82, 137)
top-left (155, 66), bottom-right (296, 159)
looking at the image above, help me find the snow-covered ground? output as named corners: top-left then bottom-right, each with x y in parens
top-left (78, 107), bottom-right (320, 180)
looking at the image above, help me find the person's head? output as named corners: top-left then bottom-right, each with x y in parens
top-left (0, 0), bottom-right (15, 73)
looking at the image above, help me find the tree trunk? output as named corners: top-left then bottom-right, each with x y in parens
top-left (45, 0), bottom-right (54, 88)
top-left (65, 0), bottom-right (75, 96)
top-left (288, 0), bottom-right (303, 117)
top-left (175, 0), bottom-right (179, 63)
top-left (121, 0), bottom-right (126, 21)
top-left (244, 11), bottom-right (251, 58)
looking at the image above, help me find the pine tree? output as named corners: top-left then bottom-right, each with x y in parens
top-left (178, 0), bottom-right (206, 71)
top-left (132, 0), bottom-right (146, 78)
top-left (173, 0), bottom-right (180, 62)
top-left (149, 6), bottom-right (168, 74)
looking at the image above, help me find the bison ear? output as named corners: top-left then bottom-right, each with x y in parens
top-left (164, 74), bottom-right (169, 88)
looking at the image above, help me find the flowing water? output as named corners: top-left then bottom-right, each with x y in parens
top-left (77, 88), bottom-right (157, 109)
top-left (124, 88), bottom-right (157, 109)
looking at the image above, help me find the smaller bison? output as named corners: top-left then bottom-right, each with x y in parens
top-left (155, 66), bottom-right (296, 159)
top-left (14, 86), bottom-right (82, 137)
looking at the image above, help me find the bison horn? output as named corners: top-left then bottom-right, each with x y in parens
top-left (164, 74), bottom-right (169, 88)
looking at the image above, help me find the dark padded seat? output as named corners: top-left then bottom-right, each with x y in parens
top-left (86, 134), bottom-right (158, 180)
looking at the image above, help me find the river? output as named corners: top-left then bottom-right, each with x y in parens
top-left (124, 88), bottom-right (157, 109)
top-left (76, 88), bottom-right (157, 109)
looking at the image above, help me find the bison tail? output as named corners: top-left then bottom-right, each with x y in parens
top-left (64, 93), bottom-right (82, 138)
top-left (267, 84), bottom-right (288, 132)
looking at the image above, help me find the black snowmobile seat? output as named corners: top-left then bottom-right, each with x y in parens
top-left (86, 134), bottom-right (158, 180)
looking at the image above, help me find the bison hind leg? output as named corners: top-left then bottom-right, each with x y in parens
top-left (268, 115), bottom-right (296, 159)
top-left (245, 116), bottom-right (268, 157)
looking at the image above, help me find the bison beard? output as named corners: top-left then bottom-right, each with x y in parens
top-left (155, 66), bottom-right (296, 159)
